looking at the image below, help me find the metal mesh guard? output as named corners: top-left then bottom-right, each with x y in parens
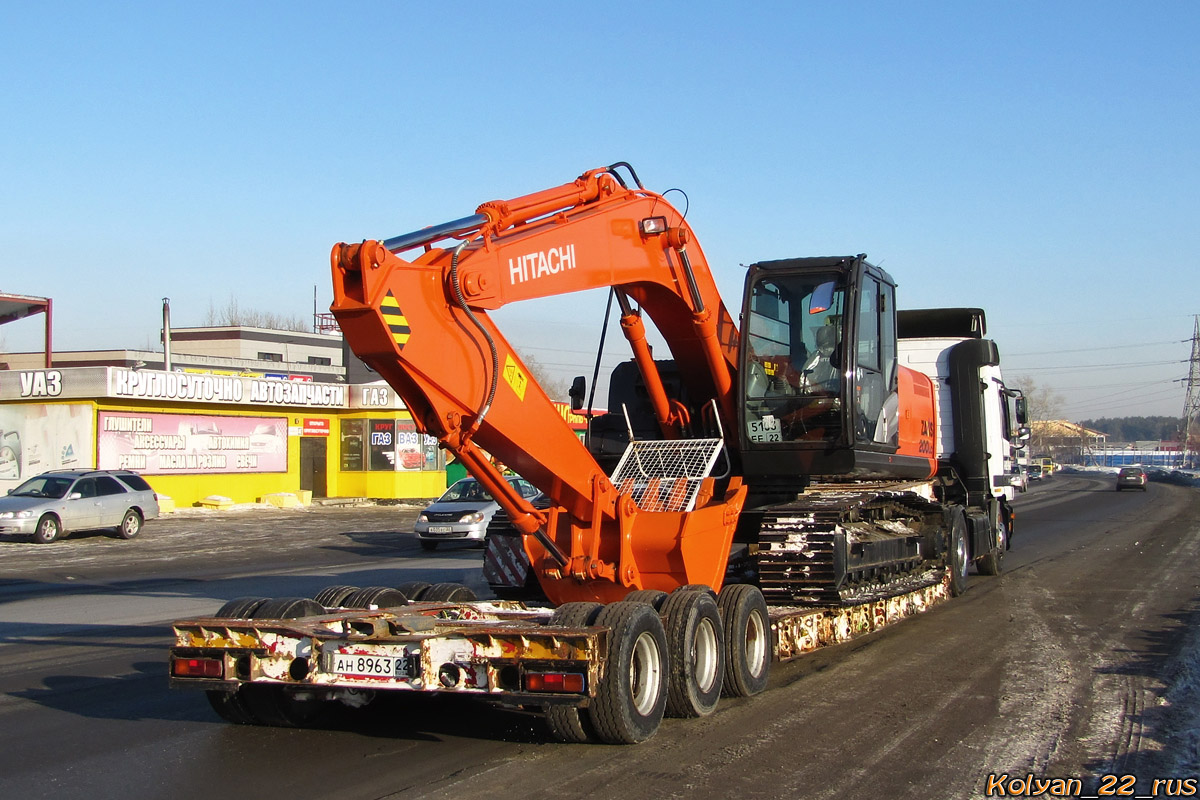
top-left (610, 438), bottom-right (725, 513)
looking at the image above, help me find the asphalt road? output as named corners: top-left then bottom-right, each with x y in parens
top-left (1, 476), bottom-right (1198, 799)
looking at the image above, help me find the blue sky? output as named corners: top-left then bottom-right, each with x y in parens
top-left (1, 2), bottom-right (1197, 420)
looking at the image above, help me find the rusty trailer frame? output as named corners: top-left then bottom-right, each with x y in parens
top-left (169, 574), bottom-right (952, 713)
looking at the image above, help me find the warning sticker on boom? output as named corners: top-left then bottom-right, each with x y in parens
top-left (502, 354), bottom-right (528, 401)
top-left (381, 291), bottom-right (411, 348)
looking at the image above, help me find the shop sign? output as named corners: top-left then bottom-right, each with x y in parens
top-left (368, 419), bottom-right (396, 470)
top-left (107, 368), bottom-right (347, 408)
top-left (302, 418), bottom-right (330, 436)
top-left (98, 411), bottom-right (288, 474)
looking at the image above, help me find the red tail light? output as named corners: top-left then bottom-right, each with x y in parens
top-left (524, 671), bottom-right (585, 693)
top-left (173, 657), bottom-right (224, 678)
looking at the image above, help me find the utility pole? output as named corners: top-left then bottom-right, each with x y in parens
top-left (1183, 315), bottom-right (1200, 469)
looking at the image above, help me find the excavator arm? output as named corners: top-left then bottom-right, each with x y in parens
top-left (331, 165), bottom-right (746, 604)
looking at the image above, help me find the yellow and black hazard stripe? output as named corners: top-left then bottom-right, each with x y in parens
top-left (380, 290), bottom-right (411, 348)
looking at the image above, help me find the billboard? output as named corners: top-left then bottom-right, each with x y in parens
top-left (0, 403), bottom-right (93, 491)
top-left (97, 411), bottom-right (287, 474)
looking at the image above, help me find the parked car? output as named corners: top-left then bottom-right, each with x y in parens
top-left (0, 469), bottom-right (160, 543)
top-left (1116, 466), bottom-right (1148, 492)
top-left (415, 475), bottom-right (542, 550)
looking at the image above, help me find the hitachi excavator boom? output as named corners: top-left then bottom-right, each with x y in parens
top-left (330, 164), bottom-right (745, 605)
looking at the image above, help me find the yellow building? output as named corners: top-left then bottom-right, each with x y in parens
top-left (0, 366), bottom-right (446, 507)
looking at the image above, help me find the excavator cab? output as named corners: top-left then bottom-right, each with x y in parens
top-left (738, 255), bottom-right (925, 500)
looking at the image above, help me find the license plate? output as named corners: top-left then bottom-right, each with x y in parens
top-left (427, 525), bottom-right (453, 533)
top-left (330, 652), bottom-right (414, 679)
top-left (748, 415), bottom-right (782, 443)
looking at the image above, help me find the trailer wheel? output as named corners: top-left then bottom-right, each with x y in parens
top-left (394, 581), bottom-right (432, 601)
top-left (976, 510), bottom-right (1007, 577)
top-left (422, 583), bottom-right (477, 602)
top-left (623, 589), bottom-right (669, 610)
top-left (313, 585), bottom-right (359, 608)
top-left (206, 687), bottom-right (258, 725)
top-left (241, 597), bottom-right (329, 727)
top-left (213, 596), bottom-right (270, 618)
top-left (342, 587), bottom-right (409, 609)
top-left (589, 601), bottom-right (668, 744)
top-left (948, 510), bottom-right (970, 596)
top-left (661, 588), bottom-right (724, 717)
top-left (544, 602), bottom-right (603, 743)
top-left (717, 584), bottom-right (770, 697)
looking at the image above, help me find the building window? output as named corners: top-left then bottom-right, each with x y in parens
top-left (307, 356), bottom-right (332, 366)
top-left (258, 352), bottom-right (283, 362)
top-left (340, 419), bottom-right (365, 470)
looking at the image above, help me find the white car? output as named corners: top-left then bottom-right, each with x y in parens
top-left (415, 476), bottom-right (541, 551)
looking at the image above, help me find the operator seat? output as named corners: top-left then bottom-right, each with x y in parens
top-left (802, 325), bottom-right (840, 392)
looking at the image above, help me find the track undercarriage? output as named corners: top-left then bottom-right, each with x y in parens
top-left (750, 482), bottom-right (949, 606)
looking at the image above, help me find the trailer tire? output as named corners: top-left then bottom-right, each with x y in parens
top-left (948, 509), bottom-right (970, 596)
top-left (624, 589), bottom-right (669, 610)
top-left (976, 510), bottom-right (1008, 577)
top-left (544, 602), bottom-right (603, 743)
top-left (589, 602), bottom-right (668, 744)
top-left (422, 583), bottom-right (477, 602)
top-left (342, 587), bottom-right (409, 609)
top-left (313, 585), bottom-right (359, 608)
top-left (394, 581), bottom-right (432, 601)
top-left (661, 589), bottom-right (724, 717)
top-left (214, 596), bottom-right (270, 618)
top-left (717, 584), bottom-right (770, 698)
top-left (206, 687), bottom-right (258, 725)
top-left (240, 597), bottom-right (328, 727)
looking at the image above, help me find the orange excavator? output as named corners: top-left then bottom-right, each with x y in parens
top-left (330, 163), bottom-right (1018, 611)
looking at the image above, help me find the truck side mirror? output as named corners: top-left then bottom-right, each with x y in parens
top-left (1014, 396), bottom-right (1028, 426)
top-left (569, 376), bottom-right (586, 411)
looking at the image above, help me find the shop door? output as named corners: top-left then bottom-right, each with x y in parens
top-left (299, 437), bottom-right (327, 498)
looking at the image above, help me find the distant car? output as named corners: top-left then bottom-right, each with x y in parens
top-left (1116, 466), bottom-right (1148, 492)
top-left (1010, 465), bottom-right (1028, 492)
top-left (415, 475), bottom-right (542, 551)
top-left (0, 469), bottom-right (160, 543)
top-left (1027, 464), bottom-right (1043, 482)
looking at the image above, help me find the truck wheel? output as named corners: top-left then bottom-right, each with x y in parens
top-left (313, 585), bottom-right (359, 608)
top-left (394, 581), bottom-right (432, 601)
top-left (423, 583), bottom-right (477, 602)
top-left (116, 509), bottom-right (143, 539)
top-left (343, 587), bottom-right (409, 609)
top-left (32, 514), bottom-right (61, 544)
top-left (717, 584), bottom-right (770, 697)
top-left (976, 511), bottom-right (1008, 577)
top-left (242, 597), bottom-right (328, 727)
top-left (589, 601), bottom-right (668, 744)
top-left (623, 589), bottom-right (668, 610)
top-left (948, 510), bottom-right (970, 596)
top-left (544, 602), bottom-right (603, 743)
top-left (661, 588), bottom-right (724, 717)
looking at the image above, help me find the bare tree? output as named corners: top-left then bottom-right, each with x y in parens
top-left (1011, 375), bottom-right (1067, 457)
top-left (518, 352), bottom-right (570, 401)
top-left (204, 296), bottom-right (308, 332)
